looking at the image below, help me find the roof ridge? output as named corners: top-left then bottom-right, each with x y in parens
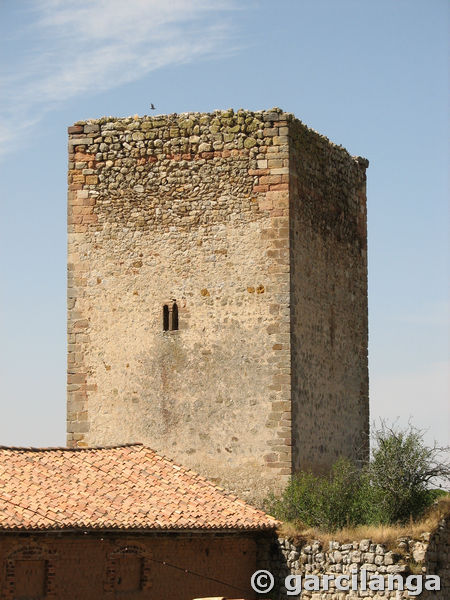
top-left (0, 443), bottom-right (144, 452)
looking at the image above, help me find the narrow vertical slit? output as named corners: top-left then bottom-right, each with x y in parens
top-left (171, 302), bottom-right (179, 331)
top-left (163, 305), bottom-right (169, 331)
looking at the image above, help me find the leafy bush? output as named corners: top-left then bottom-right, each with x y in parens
top-left (266, 457), bottom-right (365, 531)
top-left (266, 422), bottom-right (449, 531)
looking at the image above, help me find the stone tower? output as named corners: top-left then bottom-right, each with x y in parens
top-left (67, 108), bottom-right (369, 501)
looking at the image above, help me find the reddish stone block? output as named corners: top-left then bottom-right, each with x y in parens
top-left (248, 168), bottom-right (270, 176)
top-left (259, 175), bottom-right (282, 185)
top-left (74, 152), bottom-right (96, 162)
top-left (252, 185), bottom-right (269, 193)
top-left (68, 125), bottom-right (84, 134)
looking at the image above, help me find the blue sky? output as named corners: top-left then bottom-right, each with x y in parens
top-left (0, 0), bottom-right (448, 450)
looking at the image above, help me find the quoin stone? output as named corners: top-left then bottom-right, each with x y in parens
top-left (67, 108), bottom-right (369, 502)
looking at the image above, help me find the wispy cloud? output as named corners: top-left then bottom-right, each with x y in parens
top-left (0, 0), bottom-right (239, 157)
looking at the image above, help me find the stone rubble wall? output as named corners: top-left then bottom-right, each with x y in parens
top-left (258, 517), bottom-right (449, 599)
top-left (424, 516), bottom-right (450, 598)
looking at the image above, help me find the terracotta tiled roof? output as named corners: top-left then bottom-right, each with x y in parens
top-left (0, 444), bottom-right (278, 532)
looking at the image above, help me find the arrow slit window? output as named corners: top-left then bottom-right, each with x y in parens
top-left (163, 302), bottom-right (178, 331)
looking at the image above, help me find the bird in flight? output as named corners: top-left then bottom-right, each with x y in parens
top-left (150, 103), bottom-right (156, 110)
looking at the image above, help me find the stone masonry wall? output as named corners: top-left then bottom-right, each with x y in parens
top-left (259, 517), bottom-right (449, 599)
top-left (424, 516), bottom-right (450, 599)
top-left (67, 108), bottom-right (369, 502)
top-left (289, 119), bottom-right (369, 472)
top-left (67, 109), bottom-right (293, 502)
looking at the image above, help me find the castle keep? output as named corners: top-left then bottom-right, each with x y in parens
top-left (67, 108), bottom-right (369, 501)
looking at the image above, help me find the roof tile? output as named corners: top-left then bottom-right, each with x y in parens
top-left (0, 444), bottom-right (278, 532)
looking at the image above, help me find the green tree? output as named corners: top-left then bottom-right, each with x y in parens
top-left (363, 421), bottom-right (450, 524)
